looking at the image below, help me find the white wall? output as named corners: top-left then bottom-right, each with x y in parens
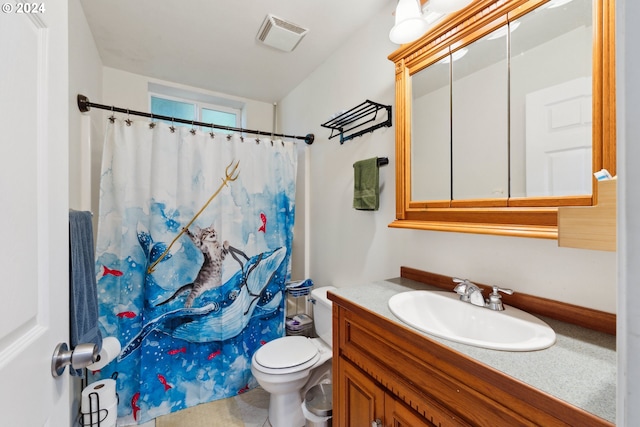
top-left (69, 0), bottom-right (103, 214)
top-left (101, 67), bottom-right (275, 131)
top-left (68, 0), bottom-right (104, 422)
top-left (279, 3), bottom-right (616, 314)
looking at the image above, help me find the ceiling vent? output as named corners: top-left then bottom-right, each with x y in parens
top-left (257, 14), bottom-right (309, 52)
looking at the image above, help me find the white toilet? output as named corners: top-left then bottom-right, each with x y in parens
top-left (251, 286), bottom-right (335, 427)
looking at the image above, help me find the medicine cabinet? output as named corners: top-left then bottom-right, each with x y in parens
top-left (388, 0), bottom-right (616, 238)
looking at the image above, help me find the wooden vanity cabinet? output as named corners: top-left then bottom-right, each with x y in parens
top-left (331, 294), bottom-right (612, 427)
top-left (338, 354), bottom-right (438, 427)
top-left (338, 358), bottom-right (384, 427)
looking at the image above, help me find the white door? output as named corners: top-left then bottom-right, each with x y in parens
top-left (0, 3), bottom-right (71, 426)
top-left (525, 77), bottom-right (592, 197)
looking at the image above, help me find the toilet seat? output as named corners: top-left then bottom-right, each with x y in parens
top-left (254, 336), bottom-right (320, 374)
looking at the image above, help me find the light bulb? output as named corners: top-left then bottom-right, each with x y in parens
top-left (389, 0), bottom-right (430, 44)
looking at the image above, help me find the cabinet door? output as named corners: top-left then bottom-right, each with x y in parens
top-left (337, 357), bottom-right (385, 427)
top-left (385, 397), bottom-right (437, 427)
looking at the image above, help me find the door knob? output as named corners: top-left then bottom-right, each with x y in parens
top-left (51, 342), bottom-right (99, 377)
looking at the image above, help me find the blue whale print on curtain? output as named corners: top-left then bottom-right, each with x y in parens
top-left (92, 119), bottom-right (297, 425)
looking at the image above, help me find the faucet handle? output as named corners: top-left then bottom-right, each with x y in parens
top-left (487, 286), bottom-right (514, 311)
top-left (452, 278), bottom-right (471, 301)
top-left (491, 286), bottom-right (513, 296)
top-left (452, 277), bottom-right (466, 290)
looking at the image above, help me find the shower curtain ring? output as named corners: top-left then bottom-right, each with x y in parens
top-left (149, 113), bottom-right (156, 129)
top-left (190, 120), bottom-right (196, 135)
top-left (226, 134), bottom-right (232, 141)
top-left (109, 105), bottom-right (116, 123)
top-left (170, 118), bottom-right (176, 133)
top-left (125, 109), bottom-right (132, 126)
top-left (209, 123), bottom-right (215, 139)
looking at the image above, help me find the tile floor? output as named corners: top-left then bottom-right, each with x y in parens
top-left (234, 387), bottom-right (272, 427)
top-left (136, 387), bottom-right (271, 427)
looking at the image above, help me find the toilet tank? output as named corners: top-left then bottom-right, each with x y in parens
top-left (311, 286), bottom-right (336, 347)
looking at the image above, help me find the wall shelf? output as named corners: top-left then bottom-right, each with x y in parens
top-left (321, 100), bottom-right (392, 144)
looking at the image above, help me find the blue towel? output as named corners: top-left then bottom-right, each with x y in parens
top-left (69, 210), bottom-right (102, 377)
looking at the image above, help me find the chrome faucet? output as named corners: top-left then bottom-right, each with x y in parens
top-left (453, 278), bottom-right (514, 311)
top-left (453, 278), bottom-right (485, 306)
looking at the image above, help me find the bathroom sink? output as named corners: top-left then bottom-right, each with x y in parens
top-left (388, 291), bottom-right (556, 351)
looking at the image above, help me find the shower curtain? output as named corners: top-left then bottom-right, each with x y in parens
top-left (91, 118), bottom-right (297, 424)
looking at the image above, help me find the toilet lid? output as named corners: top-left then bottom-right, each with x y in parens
top-left (255, 336), bottom-right (319, 369)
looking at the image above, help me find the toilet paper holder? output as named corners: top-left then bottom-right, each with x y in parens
top-left (79, 376), bottom-right (119, 427)
top-left (80, 389), bottom-right (116, 427)
top-left (51, 342), bottom-right (99, 377)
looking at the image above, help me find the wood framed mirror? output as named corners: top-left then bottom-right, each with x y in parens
top-left (388, 0), bottom-right (615, 238)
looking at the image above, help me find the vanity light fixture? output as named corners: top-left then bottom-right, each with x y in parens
top-left (389, 0), bottom-right (473, 45)
top-left (389, 0), bottom-right (431, 44)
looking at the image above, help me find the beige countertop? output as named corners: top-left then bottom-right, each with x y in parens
top-left (331, 277), bottom-right (617, 424)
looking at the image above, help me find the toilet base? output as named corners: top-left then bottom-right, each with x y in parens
top-left (251, 335), bottom-right (334, 427)
top-left (268, 390), bottom-right (305, 427)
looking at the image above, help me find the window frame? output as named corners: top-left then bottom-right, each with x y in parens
top-left (148, 90), bottom-right (243, 132)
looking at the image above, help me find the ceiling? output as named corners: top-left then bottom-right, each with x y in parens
top-left (80, 0), bottom-right (393, 103)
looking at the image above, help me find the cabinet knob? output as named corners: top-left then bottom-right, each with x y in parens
top-left (371, 419), bottom-right (382, 427)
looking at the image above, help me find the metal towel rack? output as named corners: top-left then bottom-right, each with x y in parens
top-left (376, 157), bottom-right (389, 167)
top-left (321, 100), bottom-right (392, 144)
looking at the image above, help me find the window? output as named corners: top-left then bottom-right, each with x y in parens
top-left (201, 107), bottom-right (237, 131)
top-left (149, 86), bottom-right (242, 134)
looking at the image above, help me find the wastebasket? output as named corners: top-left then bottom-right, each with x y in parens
top-left (303, 383), bottom-right (332, 427)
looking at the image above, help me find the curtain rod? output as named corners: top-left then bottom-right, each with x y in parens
top-left (77, 94), bottom-right (315, 145)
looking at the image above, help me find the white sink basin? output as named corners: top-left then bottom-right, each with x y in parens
top-left (388, 291), bottom-right (556, 351)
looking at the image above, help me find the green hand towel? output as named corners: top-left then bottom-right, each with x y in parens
top-left (353, 157), bottom-right (380, 210)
